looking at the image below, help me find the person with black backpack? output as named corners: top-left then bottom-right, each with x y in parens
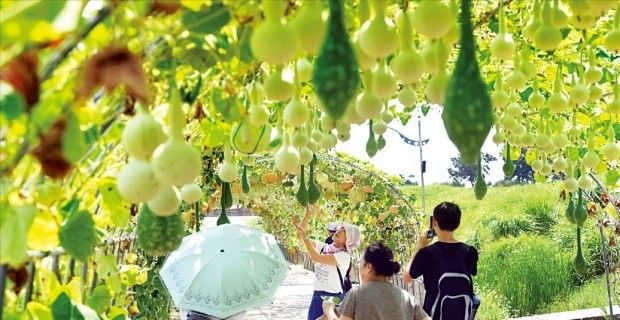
top-left (403, 202), bottom-right (480, 320)
top-left (293, 205), bottom-right (362, 320)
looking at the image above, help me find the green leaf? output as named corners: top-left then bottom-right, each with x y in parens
top-left (62, 110), bottom-right (87, 163)
top-left (108, 306), bottom-right (128, 320)
top-left (97, 178), bottom-right (129, 227)
top-left (51, 292), bottom-right (73, 320)
top-left (96, 254), bottom-right (118, 280)
top-left (238, 25), bottom-right (254, 63)
top-left (420, 104), bottom-right (431, 116)
top-left (59, 198), bottom-right (80, 220)
top-left (74, 303), bottom-right (101, 320)
top-left (86, 285), bottom-right (111, 315)
top-left (83, 125), bottom-right (99, 147)
top-left (105, 273), bottom-right (122, 295)
top-left (0, 82), bottom-right (25, 121)
top-left (0, 0), bottom-right (67, 46)
top-left (212, 88), bottom-right (243, 122)
top-left (59, 210), bottom-right (97, 261)
top-left (182, 3), bottom-right (231, 35)
top-left (0, 204), bottom-right (36, 267)
top-left (201, 119), bottom-right (229, 147)
top-left (605, 169), bottom-right (620, 186)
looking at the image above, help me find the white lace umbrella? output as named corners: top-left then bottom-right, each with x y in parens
top-left (160, 224), bottom-right (289, 319)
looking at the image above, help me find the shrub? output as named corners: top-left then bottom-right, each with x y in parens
top-left (477, 235), bottom-right (572, 317)
top-left (473, 289), bottom-right (511, 320)
top-left (489, 216), bottom-right (532, 240)
top-left (540, 276), bottom-right (611, 313)
top-left (522, 199), bottom-right (557, 234)
top-left (552, 222), bottom-right (606, 283)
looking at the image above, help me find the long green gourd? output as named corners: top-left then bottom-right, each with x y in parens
top-left (308, 155), bottom-right (321, 204)
top-left (312, 0), bottom-right (359, 120)
top-left (296, 165), bottom-right (309, 206)
top-left (573, 188), bottom-right (587, 227)
top-left (442, 0), bottom-right (494, 165)
top-left (241, 165), bottom-right (250, 194)
top-left (474, 154), bottom-right (487, 200)
top-left (573, 227), bottom-right (586, 278)
top-left (565, 193), bottom-right (576, 224)
top-left (503, 143), bottom-right (515, 178)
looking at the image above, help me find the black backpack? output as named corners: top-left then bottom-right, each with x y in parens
top-left (321, 246), bottom-right (352, 295)
top-left (427, 243), bottom-right (474, 320)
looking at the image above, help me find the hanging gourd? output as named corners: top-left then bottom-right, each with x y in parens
top-left (299, 145), bottom-right (313, 166)
top-left (313, 0), bottom-right (359, 121)
top-left (356, 71), bottom-right (382, 120)
top-left (296, 57), bottom-right (314, 83)
top-left (377, 135), bottom-right (386, 150)
top-left (117, 158), bottom-right (162, 203)
top-left (151, 80), bottom-right (201, 186)
top-left (181, 183), bottom-right (202, 203)
top-left (604, 5), bottom-right (620, 51)
top-left (359, 0), bottom-right (398, 59)
top-left (391, 8), bottom-right (424, 83)
top-left (564, 159), bottom-right (579, 192)
top-left (442, 0), bottom-right (494, 165)
top-left (371, 59), bottom-right (397, 100)
top-left (491, 71), bottom-right (509, 109)
top-left (506, 52), bottom-right (526, 91)
top-left (553, 149), bottom-right (568, 171)
top-left (372, 118), bottom-right (387, 135)
top-left (521, 120), bottom-right (536, 146)
top-left (137, 204), bottom-right (184, 257)
top-left (584, 47), bottom-right (603, 84)
top-left (492, 125), bottom-right (504, 145)
top-left (421, 40), bottom-right (438, 75)
top-left (534, 0), bottom-right (563, 52)
top-left (250, 0), bottom-right (299, 65)
top-left (248, 81), bottom-right (271, 127)
top-left (569, 67), bottom-right (590, 106)
top-left (523, 0), bottom-right (543, 41)
top-left (582, 130), bottom-right (600, 169)
top-left (490, 3), bottom-right (515, 61)
top-left (573, 227), bottom-right (587, 277)
top-left (577, 163), bottom-right (593, 189)
top-left (552, 0), bottom-right (569, 29)
top-left (218, 142), bottom-right (238, 182)
top-left (426, 38), bottom-right (450, 105)
top-left (474, 154), bottom-right (487, 200)
top-left (230, 121), bottom-right (272, 154)
top-left (241, 165), bottom-right (250, 194)
top-left (275, 131), bottom-right (300, 174)
top-left (292, 127), bottom-right (309, 149)
top-left (147, 185), bottom-right (181, 217)
top-left (574, 188), bottom-right (587, 227)
top-left (565, 193), bottom-right (576, 224)
top-left (264, 66), bottom-right (294, 102)
top-left (551, 118), bottom-right (570, 149)
top-left (217, 182), bottom-right (232, 225)
top-left (528, 77), bottom-right (546, 109)
top-left (366, 120), bottom-right (378, 158)
top-left (608, 82), bottom-right (620, 114)
top-left (520, 46), bottom-right (537, 80)
top-left (283, 66), bottom-right (309, 128)
top-left (444, 0), bottom-right (461, 46)
top-left (503, 143), bottom-right (516, 179)
top-left (296, 165), bottom-right (309, 207)
top-left (603, 123), bottom-right (620, 161)
top-left (291, 0), bottom-right (327, 55)
top-left (411, 0), bottom-right (452, 39)
top-left (121, 101), bottom-right (166, 160)
top-left (398, 84), bottom-right (417, 108)
top-left (308, 155), bottom-right (321, 205)
top-left (548, 66), bottom-right (568, 113)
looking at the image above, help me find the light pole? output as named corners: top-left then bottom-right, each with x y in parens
top-left (388, 115), bottom-right (429, 215)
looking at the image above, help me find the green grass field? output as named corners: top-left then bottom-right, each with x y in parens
top-left (401, 183), bottom-right (614, 319)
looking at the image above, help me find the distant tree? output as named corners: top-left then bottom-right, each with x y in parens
top-left (447, 153), bottom-right (497, 186)
top-left (399, 173), bottom-right (417, 185)
top-left (506, 149), bottom-right (535, 184)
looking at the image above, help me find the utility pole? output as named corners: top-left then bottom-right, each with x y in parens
top-left (417, 115), bottom-right (426, 215)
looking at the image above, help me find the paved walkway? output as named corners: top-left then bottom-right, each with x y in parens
top-left (245, 264), bottom-right (314, 319)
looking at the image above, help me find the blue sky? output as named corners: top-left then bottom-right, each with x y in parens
top-left (336, 106), bottom-right (504, 185)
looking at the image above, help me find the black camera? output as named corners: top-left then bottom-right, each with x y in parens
top-left (427, 215), bottom-right (436, 239)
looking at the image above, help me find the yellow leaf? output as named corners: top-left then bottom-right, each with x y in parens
top-left (576, 112), bottom-right (591, 126)
top-left (28, 210), bottom-right (59, 251)
top-left (525, 148), bottom-right (537, 164)
top-left (37, 265), bottom-right (62, 305)
top-left (595, 158), bottom-right (608, 174)
top-left (27, 301), bottom-right (53, 320)
top-left (180, 0), bottom-right (204, 11)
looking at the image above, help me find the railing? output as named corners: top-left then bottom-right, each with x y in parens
top-left (0, 234), bottom-right (137, 313)
top-left (277, 243), bottom-right (426, 304)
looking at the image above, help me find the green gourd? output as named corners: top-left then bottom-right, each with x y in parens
top-left (137, 204), bottom-right (184, 257)
top-left (218, 183), bottom-right (231, 225)
top-left (377, 135), bottom-right (386, 150)
top-left (296, 165), bottom-right (309, 206)
top-left (366, 120), bottom-right (378, 158)
top-left (442, 0), bottom-right (494, 165)
top-left (241, 165), bottom-right (250, 194)
top-left (503, 143), bottom-right (516, 179)
top-left (308, 155), bottom-right (321, 204)
top-left (565, 193), bottom-right (576, 224)
top-left (573, 188), bottom-right (587, 227)
top-left (573, 227), bottom-right (587, 278)
top-left (474, 154), bottom-right (487, 200)
top-left (312, 0), bottom-right (359, 120)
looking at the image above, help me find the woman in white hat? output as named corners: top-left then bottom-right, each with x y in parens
top-left (293, 205), bottom-right (362, 320)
